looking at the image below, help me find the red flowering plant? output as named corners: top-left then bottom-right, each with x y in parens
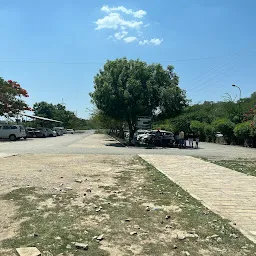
top-left (0, 77), bottom-right (30, 117)
top-left (242, 105), bottom-right (256, 137)
top-left (243, 105), bottom-right (256, 126)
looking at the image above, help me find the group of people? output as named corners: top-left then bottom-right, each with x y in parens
top-left (174, 131), bottom-right (199, 149)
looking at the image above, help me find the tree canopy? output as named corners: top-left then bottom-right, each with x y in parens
top-left (33, 101), bottom-right (90, 129)
top-left (0, 77), bottom-right (29, 117)
top-left (153, 91), bottom-right (256, 146)
top-left (90, 58), bottom-right (187, 138)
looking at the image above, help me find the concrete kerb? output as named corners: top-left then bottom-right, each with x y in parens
top-left (138, 154), bottom-right (256, 244)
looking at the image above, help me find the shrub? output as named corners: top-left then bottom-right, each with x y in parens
top-left (190, 120), bottom-right (206, 140)
top-left (212, 118), bottom-right (235, 144)
top-left (234, 122), bottom-right (251, 140)
top-left (153, 119), bottom-right (175, 131)
top-left (204, 124), bottom-right (216, 142)
top-left (170, 116), bottom-right (191, 134)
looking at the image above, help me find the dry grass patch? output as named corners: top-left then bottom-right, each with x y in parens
top-left (0, 154), bottom-right (255, 255)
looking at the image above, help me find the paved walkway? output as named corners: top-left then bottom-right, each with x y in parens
top-left (139, 155), bottom-right (256, 244)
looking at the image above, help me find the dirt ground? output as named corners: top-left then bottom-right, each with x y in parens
top-left (0, 154), bottom-right (255, 256)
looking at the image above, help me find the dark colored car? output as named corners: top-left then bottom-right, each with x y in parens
top-left (26, 127), bottom-right (37, 138)
top-left (26, 127), bottom-right (47, 138)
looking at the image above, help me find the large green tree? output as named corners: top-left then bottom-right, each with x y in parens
top-left (0, 77), bottom-right (30, 117)
top-left (90, 58), bottom-right (187, 139)
top-left (33, 101), bottom-right (56, 119)
top-left (33, 101), bottom-right (88, 129)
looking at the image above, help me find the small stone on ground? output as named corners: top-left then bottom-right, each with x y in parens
top-left (96, 234), bottom-right (104, 241)
top-left (74, 242), bottom-right (88, 250)
top-left (16, 247), bottom-right (41, 256)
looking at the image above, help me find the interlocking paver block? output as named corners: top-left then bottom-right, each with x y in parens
top-left (140, 154), bottom-right (256, 244)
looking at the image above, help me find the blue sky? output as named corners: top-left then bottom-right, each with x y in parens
top-left (0, 0), bottom-right (255, 119)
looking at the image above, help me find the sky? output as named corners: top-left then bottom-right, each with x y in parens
top-left (0, 0), bottom-right (255, 119)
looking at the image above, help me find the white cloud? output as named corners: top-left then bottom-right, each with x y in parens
top-left (150, 38), bottom-right (163, 45)
top-left (95, 12), bottom-right (143, 30)
top-left (101, 5), bottom-right (146, 18)
top-left (114, 30), bottom-right (128, 40)
top-left (95, 5), bottom-right (163, 46)
top-left (139, 38), bottom-right (163, 46)
top-left (123, 36), bottom-right (137, 43)
top-left (139, 40), bottom-right (149, 45)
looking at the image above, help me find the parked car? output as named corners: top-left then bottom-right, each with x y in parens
top-left (53, 127), bottom-right (64, 136)
top-left (136, 130), bottom-right (151, 142)
top-left (34, 130), bottom-right (46, 138)
top-left (142, 130), bottom-right (175, 146)
top-left (37, 128), bottom-right (48, 138)
top-left (161, 131), bottom-right (175, 146)
top-left (0, 124), bottom-right (27, 141)
top-left (66, 129), bottom-right (74, 134)
top-left (46, 128), bottom-right (55, 137)
top-left (141, 130), bottom-right (156, 144)
top-left (26, 127), bottom-right (37, 138)
top-left (135, 130), bottom-right (150, 141)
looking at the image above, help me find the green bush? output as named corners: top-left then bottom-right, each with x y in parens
top-left (234, 122), bottom-right (251, 140)
top-left (190, 120), bottom-right (205, 132)
top-left (170, 116), bottom-right (191, 134)
top-left (153, 119), bottom-right (174, 131)
top-left (212, 118), bottom-right (235, 144)
top-left (204, 124), bottom-right (216, 142)
top-left (190, 120), bottom-right (206, 140)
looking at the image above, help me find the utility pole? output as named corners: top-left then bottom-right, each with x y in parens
top-left (61, 98), bottom-right (66, 107)
top-left (232, 84), bottom-right (242, 120)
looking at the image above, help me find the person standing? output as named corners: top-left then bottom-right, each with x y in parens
top-left (195, 133), bottom-right (200, 148)
top-left (179, 130), bottom-right (185, 148)
top-left (174, 133), bottom-right (179, 147)
top-left (188, 132), bottom-right (194, 148)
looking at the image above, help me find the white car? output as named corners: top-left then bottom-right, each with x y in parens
top-left (137, 130), bottom-right (151, 142)
top-left (142, 130), bottom-right (175, 146)
top-left (0, 124), bottom-right (27, 141)
top-left (66, 129), bottom-right (74, 134)
top-left (134, 130), bottom-right (149, 141)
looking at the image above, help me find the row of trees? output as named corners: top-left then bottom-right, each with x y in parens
top-left (154, 93), bottom-right (256, 147)
top-left (90, 58), bottom-right (255, 147)
top-left (31, 101), bottom-right (93, 130)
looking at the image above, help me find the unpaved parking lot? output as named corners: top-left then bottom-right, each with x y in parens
top-left (0, 154), bottom-right (255, 255)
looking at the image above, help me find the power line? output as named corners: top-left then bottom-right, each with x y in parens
top-left (0, 56), bottom-right (225, 65)
top-left (186, 42), bottom-right (256, 91)
top-left (192, 57), bottom-right (255, 94)
top-left (190, 53), bottom-right (256, 94)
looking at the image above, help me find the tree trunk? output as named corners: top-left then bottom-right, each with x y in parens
top-left (127, 120), bottom-right (136, 144)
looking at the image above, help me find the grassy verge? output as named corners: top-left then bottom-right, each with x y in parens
top-left (94, 129), bottom-right (108, 134)
top-left (0, 157), bottom-right (255, 255)
top-left (202, 158), bottom-right (256, 177)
